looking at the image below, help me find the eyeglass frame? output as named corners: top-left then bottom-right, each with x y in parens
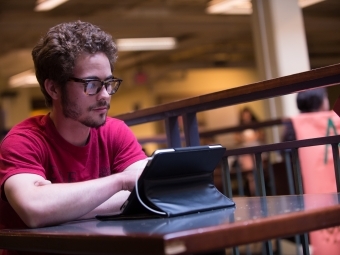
top-left (68, 76), bottom-right (123, 96)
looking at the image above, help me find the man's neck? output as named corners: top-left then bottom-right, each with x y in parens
top-left (49, 111), bottom-right (91, 146)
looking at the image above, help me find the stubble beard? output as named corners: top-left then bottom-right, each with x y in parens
top-left (61, 91), bottom-right (110, 128)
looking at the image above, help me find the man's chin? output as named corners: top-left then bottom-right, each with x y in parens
top-left (96, 119), bottom-right (107, 129)
top-left (81, 116), bottom-right (107, 128)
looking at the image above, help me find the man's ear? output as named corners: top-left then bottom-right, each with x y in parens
top-left (44, 79), bottom-right (59, 99)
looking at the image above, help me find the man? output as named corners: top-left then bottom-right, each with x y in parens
top-left (0, 20), bottom-right (147, 232)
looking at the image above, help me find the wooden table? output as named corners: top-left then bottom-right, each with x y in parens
top-left (1, 193), bottom-right (340, 255)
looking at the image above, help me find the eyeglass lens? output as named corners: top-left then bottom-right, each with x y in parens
top-left (85, 80), bottom-right (120, 95)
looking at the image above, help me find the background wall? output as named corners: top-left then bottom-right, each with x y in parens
top-left (110, 67), bottom-right (264, 152)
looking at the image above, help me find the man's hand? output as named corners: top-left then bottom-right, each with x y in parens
top-left (118, 158), bottom-right (148, 191)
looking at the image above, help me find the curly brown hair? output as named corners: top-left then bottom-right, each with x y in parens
top-left (32, 20), bottom-right (118, 107)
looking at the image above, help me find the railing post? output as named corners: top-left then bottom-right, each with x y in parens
top-left (221, 157), bottom-right (233, 199)
top-left (300, 233), bottom-right (311, 255)
top-left (291, 148), bottom-right (304, 195)
top-left (260, 197), bottom-right (273, 255)
top-left (331, 143), bottom-right (340, 192)
top-left (182, 112), bottom-right (200, 146)
top-left (291, 148), bottom-right (310, 255)
top-left (228, 213), bottom-right (240, 255)
top-left (165, 116), bottom-right (182, 148)
top-left (267, 153), bottom-right (277, 195)
top-left (264, 241), bottom-right (273, 255)
top-left (234, 158), bottom-right (245, 196)
top-left (255, 153), bottom-right (266, 197)
top-left (284, 150), bottom-right (296, 195)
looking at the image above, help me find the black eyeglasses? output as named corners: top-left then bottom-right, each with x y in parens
top-left (68, 77), bottom-right (122, 95)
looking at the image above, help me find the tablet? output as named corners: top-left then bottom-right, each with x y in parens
top-left (96, 145), bottom-right (234, 221)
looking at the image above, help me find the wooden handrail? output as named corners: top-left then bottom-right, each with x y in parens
top-left (137, 118), bottom-right (289, 144)
top-left (223, 135), bottom-right (340, 156)
top-left (115, 63), bottom-right (340, 126)
top-left (199, 118), bottom-right (289, 137)
top-left (114, 63), bottom-right (340, 202)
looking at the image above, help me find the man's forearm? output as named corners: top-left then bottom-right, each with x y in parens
top-left (5, 159), bottom-right (146, 228)
top-left (5, 172), bottom-right (129, 228)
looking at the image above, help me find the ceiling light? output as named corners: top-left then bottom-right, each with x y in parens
top-left (116, 38), bottom-right (176, 51)
top-left (206, 0), bottom-right (252, 15)
top-left (298, 0), bottom-right (325, 8)
top-left (206, 0), bottom-right (326, 15)
top-left (9, 70), bottom-right (39, 88)
top-left (34, 0), bottom-right (69, 12)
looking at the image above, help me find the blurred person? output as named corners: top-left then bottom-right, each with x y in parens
top-left (0, 20), bottom-right (147, 244)
top-left (233, 107), bottom-right (265, 196)
top-left (282, 87), bottom-right (329, 142)
top-left (234, 107), bottom-right (265, 147)
top-left (280, 88), bottom-right (340, 255)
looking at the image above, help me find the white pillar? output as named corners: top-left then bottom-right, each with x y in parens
top-left (252, 0), bottom-right (310, 142)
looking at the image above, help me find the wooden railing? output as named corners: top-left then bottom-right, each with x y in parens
top-left (115, 63), bottom-right (340, 193)
top-left (114, 63), bottom-right (340, 255)
top-left (114, 64), bottom-right (340, 197)
top-left (136, 117), bottom-right (289, 145)
top-left (116, 63), bottom-right (340, 147)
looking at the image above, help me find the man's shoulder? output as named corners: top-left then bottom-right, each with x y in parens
top-left (94, 117), bottom-right (133, 141)
top-left (102, 117), bottom-right (126, 129)
top-left (105, 116), bottom-right (123, 124)
top-left (5, 115), bottom-right (48, 140)
top-left (11, 115), bottom-right (47, 129)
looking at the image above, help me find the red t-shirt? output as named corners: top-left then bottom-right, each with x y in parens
top-left (0, 114), bottom-right (146, 231)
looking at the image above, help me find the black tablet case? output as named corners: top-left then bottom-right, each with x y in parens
top-left (96, 145), bottom-right (235, 220)
top-left (96, 207), bottom-right (236, 234)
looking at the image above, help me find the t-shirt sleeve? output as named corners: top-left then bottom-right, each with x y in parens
top-left (0, 133), bottom-right (47, 189)
top-left (109, 120), bottom-right (147, 173)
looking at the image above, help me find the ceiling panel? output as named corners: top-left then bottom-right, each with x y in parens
top-left (0, 0), bottom-right (339, 90)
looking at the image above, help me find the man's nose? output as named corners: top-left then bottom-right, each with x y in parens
top-left (97, 84), bottom-right (111, 98)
